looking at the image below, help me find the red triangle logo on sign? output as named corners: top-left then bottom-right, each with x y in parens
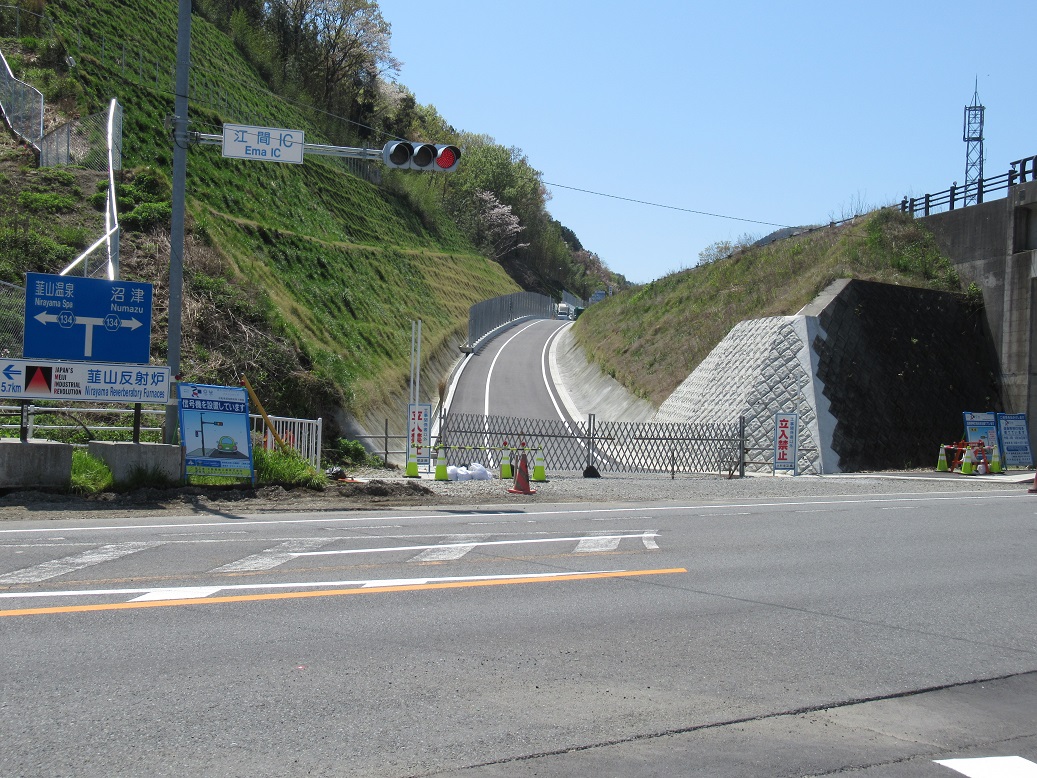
top-left (25, 365), bottom-right (52, 393)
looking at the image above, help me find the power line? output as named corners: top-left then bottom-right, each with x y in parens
top-left (543, 181), bottom-right (792, 229)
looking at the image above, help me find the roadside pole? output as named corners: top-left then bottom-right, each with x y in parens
top-left (164, 0), bottom-right (190, 444)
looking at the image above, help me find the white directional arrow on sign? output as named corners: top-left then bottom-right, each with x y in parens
top-left (33, 311), bottom-right (144, 356)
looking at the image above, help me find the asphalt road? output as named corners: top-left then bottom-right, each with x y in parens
top-left (1, 487), bottom-right (1035, 777)
top-left (448, 319), bottom-right (574, 421)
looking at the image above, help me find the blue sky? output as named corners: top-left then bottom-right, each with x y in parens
top-left (384, 0), bottom-right (1037, 285)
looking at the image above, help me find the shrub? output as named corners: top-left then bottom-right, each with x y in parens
top-left (122, 201), bottom-right (172, 231)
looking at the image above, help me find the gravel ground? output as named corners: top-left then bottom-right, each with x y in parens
top-left (0, 469), bottom-right (1030, 523)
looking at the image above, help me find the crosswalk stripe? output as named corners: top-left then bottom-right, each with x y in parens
top-left (0, 542), bottom-right (164, 585)
top-left (935, 756), bottom-right (1037, 776)
top-left (411, 535), bottom-right (488, 562)
top-left (209, 538), bottom-right (336, 573)
top-left (574, 534), bottom-right (623, 553)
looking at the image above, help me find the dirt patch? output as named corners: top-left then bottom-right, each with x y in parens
top-left (0, 479), bottom-right (441, 521)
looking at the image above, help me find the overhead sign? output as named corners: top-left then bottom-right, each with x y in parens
top-left (773, 412), bottom-right (799, 474)
top-left (222, 123), bottom-right (304, 164)
top-left (0, 358), bottom-right (170, 402)
top-left (23, 272), bottom-right (153, 364)
top-left (177, 383), bottom-right (254, 482)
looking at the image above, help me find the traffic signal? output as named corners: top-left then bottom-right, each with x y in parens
top-left (382, 141), bottom-right (461, 172)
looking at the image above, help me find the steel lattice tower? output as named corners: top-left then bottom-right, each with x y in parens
top-left (963, 81), bottom-right (985, 205)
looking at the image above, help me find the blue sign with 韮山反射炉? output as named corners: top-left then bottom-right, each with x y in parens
top-left (23, 272), bottom-right (153, 364)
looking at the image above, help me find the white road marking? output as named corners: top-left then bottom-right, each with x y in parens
top-left (642, 532), bottom-right (659, 550)
top-left (0, 542), bottom-right (163, 584)
top-left (411, 535), bottom-right (487, 562)
top-left (131, 587), bottom-right (223, 602)
top-left (0, 571), bottom-right (624, 603)
top-left (935, 756), bottom-right (1037, 776)
top-left (210, 538), bottom-right (336, 572)
top-left (574, 534), bottom-right (623, 553)
top-left (294, 533), bottom-right (657, 558)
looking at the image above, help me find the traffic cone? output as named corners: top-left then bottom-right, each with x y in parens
top-left (531, 448), bottom-right (547, 482)
top-left (936, 446), bottom-right (949, 472)
top-left (989, 444), bottom-right (1002, 474)
top-left (500, 442), bottom-right (513, 480)
top-left (405, 446), bottom-right (419, 478)
top-left (508, 452), bottom-right (536, 495)
top-left (434, 447), bottom-right (448, 481)
top-left (960, 445), bottom-right (975, 475)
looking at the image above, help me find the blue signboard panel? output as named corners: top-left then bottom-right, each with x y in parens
top-left (23, 272), bottom-right (153, 364)
top-left (177, 383), bottom-right (255, 483)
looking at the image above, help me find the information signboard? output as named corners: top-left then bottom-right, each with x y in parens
top-left (408, 402), bottom-right (432, 467)
top-left (222, 123), bottom-right (304, 164)
top-left (963, 411), bottom-right (999, 452)
top-left (0, 358), bottom-right (169, 402)
top-left (773, 412), bottom-right (798, 475)
top-left (177, 383), bottom-right (254, 482)
top-left (23, 272), bottom-right (153, 364)
top-left (996, 413), bottom-right (1033, 469)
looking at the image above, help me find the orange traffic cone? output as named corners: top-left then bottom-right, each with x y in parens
top-left (508, 452), bottom-right (536, 495)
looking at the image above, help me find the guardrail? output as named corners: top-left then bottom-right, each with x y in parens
top-left (900, 154), bottom-right (1037, 218)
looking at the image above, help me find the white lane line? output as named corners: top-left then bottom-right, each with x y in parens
top-left (411, 535), bottom-right (488, 562)
top-left (935, 756), bottom-right (1037, 777)
top-left (642, 532), bottom-right (659, 550)
top-left (295, 533), bottom-right (656, 558)
top-left (210, 538), bottom-right (336, 572)
top-left (0, 571), bottom-right (625, 602)
top-left (574, 534), bottom-right (623, 553)
top-left (0, 542), bottom-right (163, 585)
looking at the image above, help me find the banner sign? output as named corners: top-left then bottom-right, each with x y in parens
top-left (996, 413), bottom-right (1033, 469)
top-left (773, 413), bottom-right (798, 474)
top-left (408, 403), bottom-right (432, 467)
top-left (177, 383), bottom-right (254, 482)
top-left (963, 411), bottom-right (999, 452)
top-left (0, 358), bottom-right (169, 402)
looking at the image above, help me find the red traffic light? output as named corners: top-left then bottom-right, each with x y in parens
top-left (382, 141), bottom-right (461, 172)
top-left (435, 144), bottom-right (461, 172)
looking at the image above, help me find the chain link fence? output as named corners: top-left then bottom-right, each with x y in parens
top-left (0, 44), bottom-right (42, 149)
top-left (440, 412), bottom-right (744, 476)
top-left (0, 281), bottom-right (24, 358)
top-left (40, 102), bottom-right (121, 170)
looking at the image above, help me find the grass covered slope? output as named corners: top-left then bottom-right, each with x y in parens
top-left (573, 209), bottom-right (969, 407)
top-left (1, 2), bottom-right (520, 432)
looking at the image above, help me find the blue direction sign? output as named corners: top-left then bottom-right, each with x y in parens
top-left (23, 273), bottom-right (153, 364)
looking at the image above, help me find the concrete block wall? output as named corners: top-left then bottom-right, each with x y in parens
top-left (653, 280), bottom-right (1001, 473)
top-left (653, 316), bottom-right (836, 474)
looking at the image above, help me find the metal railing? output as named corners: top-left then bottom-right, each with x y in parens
top-left (900, 154), bottom-right (1037, 218)
top-left (440, 412), bottom-right (745, 476)
top-left (0, 404), bottom-right (323, 469)
top-left (465, 292), bottom-right (556, 351)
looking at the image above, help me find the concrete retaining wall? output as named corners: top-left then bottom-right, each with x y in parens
top-left (0, 439), bottom-right (73, 489)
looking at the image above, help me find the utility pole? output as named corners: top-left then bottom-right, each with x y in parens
top-left (164, 0), bottom-right (191, 443)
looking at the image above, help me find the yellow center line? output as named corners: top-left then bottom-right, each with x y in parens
top-left (0, 568), bottom-right (688, 618)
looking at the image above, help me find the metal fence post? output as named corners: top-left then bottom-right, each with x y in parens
top-left (739, 415), bottom-right (746, 478)
top-left (384, 418), bottom-right (389, 465)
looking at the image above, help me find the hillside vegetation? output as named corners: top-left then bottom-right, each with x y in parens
top-left (0, 0), bottom-right (628, 439)
top-left (573, 209), bottom-right (973, 407)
